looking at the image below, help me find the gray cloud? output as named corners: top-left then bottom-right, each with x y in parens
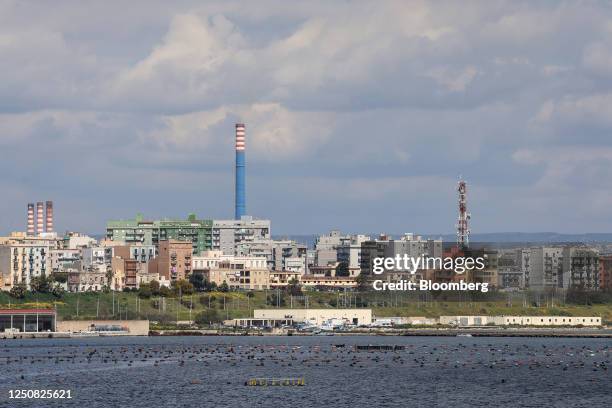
top-left (1, 0), bottom-right (612, 234)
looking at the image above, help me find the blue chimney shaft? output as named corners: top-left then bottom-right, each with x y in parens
top-left (235, 123), bottom-right (246, 219)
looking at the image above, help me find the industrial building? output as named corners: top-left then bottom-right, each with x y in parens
top-left (0, 308), bottom-right (56, 332)
top-left (253, 309), bottom-right (372, 326)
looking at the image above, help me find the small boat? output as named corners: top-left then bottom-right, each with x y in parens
top-left (456, 333), bottom-right (472, 337)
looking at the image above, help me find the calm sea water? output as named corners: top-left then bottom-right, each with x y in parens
top-left (0, 335), bottom-right (609, 407)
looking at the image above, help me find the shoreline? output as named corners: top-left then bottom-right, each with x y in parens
top-left (149, 327), bottom-right (612, 338)
top-left (3, 328), bottom-right (612, 339)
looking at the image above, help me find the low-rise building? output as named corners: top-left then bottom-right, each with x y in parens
top-left (0, 308), bottom-right (56, 332)
top-left (439, 315), bottom-right (602, 327)
top-left (253, 308), bottom-right (372, 326)
top-left (299, 275), bottom-right (357, 289)
top-left (68, 270), bottom-right (106, 292)
top-left (269, 271), bottom-right (301, 288)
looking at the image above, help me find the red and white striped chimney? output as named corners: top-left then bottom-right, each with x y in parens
top-left (45, 201), bottom-right (53, 233)
top-left (235, 123), bottom-right (245, 151)
top-left (27, 203), bottom-right (35, 235)
top-left (36, 202), bottom-right (44, 235)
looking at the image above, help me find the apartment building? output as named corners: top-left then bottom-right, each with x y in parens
top-left (213, 216), bottom-right (271, 256)
top-left (49, 248), bottom-right (81, 274)
top-left (563, 247), bottom-right (599, 290)
top-left (528, 247), bottom-right (564, 289)
top-left (337, 234), bottom-right (371, 274)
top-left (192, 250), bottom-right (270, 290)
top-left (68, 270), bottom-right (106, 292)
top-left (600, 254), bottom-right (612, 291)
top-left (0, 243), bottom-right (51, 290)
top-left (148, 240), bottom-right (192, 282)
top-left (106, 213), bottom-right (213, 254)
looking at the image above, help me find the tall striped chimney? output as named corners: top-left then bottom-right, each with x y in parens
top-left (36, 202), bottom-right (44, 235)
top-left (235, 123), bottom-right (246, 219)
top-left (45, 201), bottom-right (53, 233)
top-left (27, 203), bottom-right (35, 235)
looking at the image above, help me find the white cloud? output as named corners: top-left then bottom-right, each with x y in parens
top-left (143, 103), bottom-right (335, 160)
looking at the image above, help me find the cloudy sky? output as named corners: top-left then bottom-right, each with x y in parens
top-left (1, 0), bottom-right (612, 235)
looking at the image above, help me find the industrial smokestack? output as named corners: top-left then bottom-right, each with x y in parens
top-left (45, 201), bottom-right (53, 233)
top-left (235, 123), bottom-right (246, 219)
top-left (27, 203), bottom-right (35, 235)
top-left (36, 202), bottom-right (44, 235)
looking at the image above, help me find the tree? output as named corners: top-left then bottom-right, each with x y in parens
top-left (218, 281), bottom-right (229, 292)
top-left (159, 285), bottom-right (172, 297)
top-left (150, 280), bottom-right (161, 296)
top-left (287, 277), bottom-right (302, 296)
top-left (195, 309), bottom-right (223, 325)
top-left (172, 279), bottom-right (194, 295)
top-left (105, 269), bottom-right (113, 287)
top-left (335, 262), bottom-right (349, 277)
top-left (189, 273), bottom-right (205, 291)
top-left (30, 276), bottom-right (51, 293)
top-left (138, 283), bottom-right (152, 299)
top-left (51, 284), bottom-right (65, 298)
top-left (267, 291), bottom-right (286, 306)
top-left (51, 273), bottom-right (67, 284)
top-left (356, 273), bottom-right (370, 292)
top-left (9, 284), bottom-right (27, 299)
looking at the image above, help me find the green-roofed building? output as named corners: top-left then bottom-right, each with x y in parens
top-left (106, 213), bottom-right (213, 255)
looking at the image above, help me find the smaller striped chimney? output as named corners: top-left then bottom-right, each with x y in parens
top-left (45, 201), bottom-right (53, 233)
top-left (36, 202), bottom-right (44, 235)
top-left (27, 203), bottom-right (35, 235)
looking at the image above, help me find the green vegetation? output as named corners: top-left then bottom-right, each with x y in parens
top-left (1, 289), bottom-right (611, 324)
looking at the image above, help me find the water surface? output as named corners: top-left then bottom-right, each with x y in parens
top-left (0, 336), bottom-right (609, 407)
